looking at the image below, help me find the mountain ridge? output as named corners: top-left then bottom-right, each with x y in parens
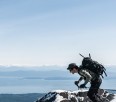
top-left (36, 89), bottom-right (116, 102)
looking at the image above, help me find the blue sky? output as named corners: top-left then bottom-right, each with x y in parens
top-left (0, 0), bottom-right (116, 66)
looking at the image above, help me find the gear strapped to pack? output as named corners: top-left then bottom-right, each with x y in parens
top-left (79, 53), bottom-right (107, 78)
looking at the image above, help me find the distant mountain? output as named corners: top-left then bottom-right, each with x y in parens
top-left (0, 65), bottom-right (77, 81)
top-left (0, 93), bottom-right (45, 102)
top-left (0, 65), bottom-right (115, 72)
top-left (0, 65), bottom-right (66, 71)
top-left (36, 89), bottom-right (116, 102)
top-left (0, 65), bottom-right (116, 80)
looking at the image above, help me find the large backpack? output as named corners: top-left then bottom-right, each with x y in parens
top-left (79, 53), bottom-right (107, 78)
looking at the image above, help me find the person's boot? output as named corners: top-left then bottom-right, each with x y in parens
top-left (97, 94), bottom-right (110, 102)
top-left (101, 97), bottom-right (110, 102)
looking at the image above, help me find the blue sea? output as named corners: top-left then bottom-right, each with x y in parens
top-left (0, 77), bottom-right (116, 94)
top-left (0, 66), bottom-right (116, 94)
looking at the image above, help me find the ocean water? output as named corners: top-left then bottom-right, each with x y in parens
top-left (0, 77), bottom-right (115, 94)
top-left (0, 66), bottom-right (116, 94)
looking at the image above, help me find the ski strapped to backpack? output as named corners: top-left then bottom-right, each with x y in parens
top-left (79, 53), bottom-right (107, 78)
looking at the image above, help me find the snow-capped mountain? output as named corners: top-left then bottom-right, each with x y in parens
top-left (36, 89), bottom-right (116, 102)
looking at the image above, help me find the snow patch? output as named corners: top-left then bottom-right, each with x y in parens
top-left (110, 95), bottom-right (116, 102)
top-left (72, 89), bottom-right (88, 93)
top-left (51, 90), bottom-right (67, 93)
top-left (54, 94), bottom-right (64, 102)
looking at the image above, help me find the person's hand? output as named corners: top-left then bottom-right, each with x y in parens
top-left (74, 81), bottom-right (79, 86)
top-left (79, 84), bottom-right (86, 88)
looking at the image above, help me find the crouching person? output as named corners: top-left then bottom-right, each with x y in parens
top-left (67, 63), bottom-right (102, 102)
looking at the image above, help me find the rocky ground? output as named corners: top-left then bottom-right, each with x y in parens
top-left (36, 89), bottom-right (116, 102)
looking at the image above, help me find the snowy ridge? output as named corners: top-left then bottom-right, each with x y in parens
top-left (36, 89), bottom-right (116, 102)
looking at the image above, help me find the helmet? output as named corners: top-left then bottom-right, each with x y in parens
top-left (67, 63), bottom-right (78, 70)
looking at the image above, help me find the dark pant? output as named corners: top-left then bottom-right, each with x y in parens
top-left (87, 77), bottom-right (102, 102)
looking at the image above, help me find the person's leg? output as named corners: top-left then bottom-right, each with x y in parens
top-left (88, 88), bottom-right (97, 102)
top-left (87, 77), bottom-right (102, 102)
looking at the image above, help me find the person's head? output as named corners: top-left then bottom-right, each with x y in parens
top-left (67, 63), bottom-right (79, 74)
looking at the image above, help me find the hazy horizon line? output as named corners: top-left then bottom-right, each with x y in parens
top-left (0, 64), bottom-right (116, 67)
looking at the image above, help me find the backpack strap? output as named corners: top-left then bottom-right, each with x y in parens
top-left (89, 53), bottom-right (91, 59)
top-left (79, 53), bottom-right (91, 59)
top-left (100, 67), bottom-right (107, 78)
top-left (79, 53), bottom-right (85, 58)
top-left (103, 69), bottom-right (107, 77)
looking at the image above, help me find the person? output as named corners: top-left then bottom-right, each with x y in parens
top-left (67, 63), bottom-right (103, 102)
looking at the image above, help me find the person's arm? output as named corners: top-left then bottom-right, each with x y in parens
top-left (75, 76), bottom-right (84, 86)
top-left (78, 77), bottom-right (83, 83)
top-left (79, 69), bottom-right (92, 85)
